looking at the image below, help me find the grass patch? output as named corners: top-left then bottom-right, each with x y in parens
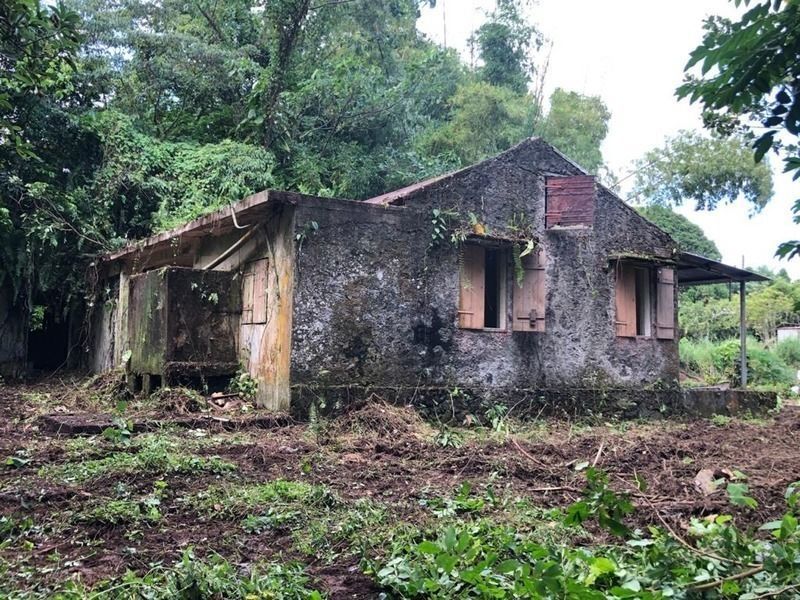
top-left (40, 434), bottom-right (235, 484)
top-left (188, 479), bottom-right (334, 517)
top-left (76, 498), bottom-right (162, 526)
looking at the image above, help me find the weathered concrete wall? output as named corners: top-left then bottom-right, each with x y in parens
top-left (0, 283), bottom-right (27, 379)
top-left (127, 267), bottom-right (240, 378)
top-left (90, 279), bottom-right (119, 373)
top-left (291, 198), bottom-right (416, 388)
top-left (289, 138), bottom-right (679, 404)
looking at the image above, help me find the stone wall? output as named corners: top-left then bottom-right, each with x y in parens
top-left (289, 138), bottom-right (680, 404)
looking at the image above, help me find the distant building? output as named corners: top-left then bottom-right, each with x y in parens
top-left (777, 326), bottom-right (800, 342)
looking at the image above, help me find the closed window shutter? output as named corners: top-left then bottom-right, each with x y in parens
top-left (545, 176), bottom-right (596, 228)
top-left (655, 267), bottom-right (675, 339)
top-left (512, 246), bottom-right (547, 332)
top-left (615, 263), bottom-right (636, 338)
top-left (458, 245), bottom-right (485, 329)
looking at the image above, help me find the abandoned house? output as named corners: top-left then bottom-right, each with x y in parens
top-left (66, 138), bottom-right (768, 415)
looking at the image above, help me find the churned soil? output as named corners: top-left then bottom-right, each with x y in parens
top-left (0, 376), bottom-right (797, 598)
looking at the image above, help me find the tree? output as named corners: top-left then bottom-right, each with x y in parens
top-left (636, 205), bottom-right (721, 259)
top-left (677, 0), bottom-right (800, 258)
top-left (747, 284), bottom-right (795, 343)
top-left (471, 0), bottom-right (541, 94)
top-left (0, 1), bottom-right (82, 157)
top-left (630, 131), bottom-right (773, 210)
top-left (419, 81), bottom-right (535, 166)
top-left (537, 88), bottom-right (610, 173)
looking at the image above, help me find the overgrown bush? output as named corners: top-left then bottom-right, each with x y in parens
top-left (775, 337), bottom-right (800, 369)
top-left (680, 337), bottom-right (795, 387)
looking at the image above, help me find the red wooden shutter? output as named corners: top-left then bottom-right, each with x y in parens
top-left (655, 267), bottom-right (675, 339)
top-left (458, 245), bottom-right (485, 329)
top-left (545, 176), bottom-right (596, 228)
top-left (512, 246), bottom-right (546, 332)
top-left (615, 263), bottom-right (636, 338)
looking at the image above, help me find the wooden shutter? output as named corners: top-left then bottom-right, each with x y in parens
top-left (458, 245), bottom-right (485, 329)
top-left (545, 176), bottom-right (596, 228)
top-left (512, 246), bottom-right (546, 332)
top-left (615, 263), bottom-right (636, 338)
top-left (655, 267), bottom-right (675, 339)
top-left (241, 258), bottom-right (268, 325)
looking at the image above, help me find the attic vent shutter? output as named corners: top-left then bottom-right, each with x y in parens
top-left (655, 267), bottom-right (675, 339)
top-left (545, 176), bottom-right (596, 228)
top-left (458, 245), bottom-right (485, 329)
top-left (615, 263), bottom-right (636, 338)
top-left (512, 246), bottom-right (546, 332)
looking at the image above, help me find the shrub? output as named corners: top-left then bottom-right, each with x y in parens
top-left (680, 337), bottom-right (794, 386)
top-left (775, 337), bottom-right (800, 369)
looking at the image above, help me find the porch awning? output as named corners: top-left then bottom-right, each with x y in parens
top-left (675, 252), bottom-right (770, 286)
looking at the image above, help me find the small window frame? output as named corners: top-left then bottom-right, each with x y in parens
top-left (458, 242), bottom-right (510, 333)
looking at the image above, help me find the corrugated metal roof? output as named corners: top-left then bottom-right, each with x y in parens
top-left (675, 252), bottom-right (770, 285)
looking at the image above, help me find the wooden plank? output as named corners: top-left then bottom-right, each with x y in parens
top-left (655, 267), bottom-right (675, 339)
top-left (458, 245), bottom-right (485, 329)
top-left (252, 259), bottom-right (268, 323)
top-left (512, 246), bottom-right (546, 332)
top-left (615, 263), bottom-right (637, 338)
top-left (545, 176), bottom-right (596, 228)
top-left (241, 258), bottom-right (268, 325)
top-left (241, 270), bottom-right (254, 324)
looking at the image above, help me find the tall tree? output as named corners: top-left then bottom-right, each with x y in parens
top-left (0, 1), bottom-right (82, 156)
top-left (677, 0), bottom-right (800, 258)
top-left (537, 88), bottom-right (610, 173)
top-left (630, 131), bottom-right (773, 210)
top-left (471, 0), bottom-right (540, 94)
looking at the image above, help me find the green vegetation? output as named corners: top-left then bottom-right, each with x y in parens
top-left (41, 433), bottom-right (235, 484)
top-left (677, 0), bottom-right (800, 259)
top-left (2, 0), bottom-right (617, 333)
top-left (9, 551), bottom-right (324, 599)
top-left (636, 205), bottom-right (721, 260)
top-left (631, 130), bottom-right (774, 211)
top-left (680, 337), bottom-right (796, 387)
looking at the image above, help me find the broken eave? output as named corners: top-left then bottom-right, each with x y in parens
top-left (100, 189), bottom-right (341, 265)
top-left (674, 252), bottom-right (769, 286)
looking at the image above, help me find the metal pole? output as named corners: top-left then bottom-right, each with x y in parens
top-left (740, 280), bottom-right (747, 388)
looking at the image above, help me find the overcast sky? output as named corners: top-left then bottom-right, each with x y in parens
top-left (418, 0), bottom-right (800, 278)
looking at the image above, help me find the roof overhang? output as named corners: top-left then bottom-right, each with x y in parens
top-left (100, 189), bottom-right (335, 264)
top-left (675, 252), bottom-right (769, 286)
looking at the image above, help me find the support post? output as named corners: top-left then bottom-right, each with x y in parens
top-left (740, 281), bottom-right (747, 388)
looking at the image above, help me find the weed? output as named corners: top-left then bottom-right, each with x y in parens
top-left (15, 550), bottom-right (324, 599)
top-left (433, 426), bottom-right (463, 448)
top-left (78, 498), bottom-right (160, 526)
top-left (188, 479), bottom-right (334, 518)
top-left (711, 413), bottom-right (733, 426)
top-left (227, 370), bottom-right (258, 399)
top-left (41, 434), bottom-right (235, 484)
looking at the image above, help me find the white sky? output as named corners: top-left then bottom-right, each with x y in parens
top-left (418, 0), bottom-right (800, 278)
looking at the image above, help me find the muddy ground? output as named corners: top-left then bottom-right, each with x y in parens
top-left (0, 376), bottom-right (798, 598)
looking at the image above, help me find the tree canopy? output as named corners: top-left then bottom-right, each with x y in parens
top-left (630, 131), bottom-right (773, 211)
top-left (635, 205), bottom-right (721, 260)
top-left (1, 0), bottom-right (616, 339)
top-left (677, 0), bottom-right (800, 258)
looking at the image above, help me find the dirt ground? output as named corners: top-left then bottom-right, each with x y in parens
top-left (0, 375), bottom-right (798, 598)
